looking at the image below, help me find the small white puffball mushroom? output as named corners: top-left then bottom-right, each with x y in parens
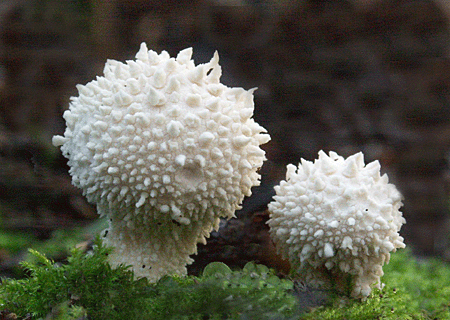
top-left (267, 150), bottom-right (406, 299)
top-left (52, 43), bottom-right (270, 282)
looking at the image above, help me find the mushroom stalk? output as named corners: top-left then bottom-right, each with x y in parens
top-left (99, 204), bottom-right (217, 280)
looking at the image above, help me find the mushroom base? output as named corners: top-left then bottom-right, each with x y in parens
top-left (100, 206), bottom-right (216, 282)
top-left (294, 250), bottom-right (393, 300)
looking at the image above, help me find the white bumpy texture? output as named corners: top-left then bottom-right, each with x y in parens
top-left (53, 43), bottom-right (270, 281)
top-left (267, 150), bottom-right (405, 299)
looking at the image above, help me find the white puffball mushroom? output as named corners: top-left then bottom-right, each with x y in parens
top-left (52, 43), bottom-right (270, 282)
top-left (267, 150), bottom-right (406, 299)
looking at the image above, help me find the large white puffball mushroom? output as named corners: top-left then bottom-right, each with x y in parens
top-left (267, 150), bottom-right (405, 299)
top-left (52, 43), bottom-right (270, 281)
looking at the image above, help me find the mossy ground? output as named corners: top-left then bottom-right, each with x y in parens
top-left (0, 238), bottom-right (299, 319)
top-left (302, 248), bottom-right (450, 319)
top-left (0, 237), bottom-right (449, 319)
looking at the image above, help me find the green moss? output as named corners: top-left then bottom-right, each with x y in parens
top-left (2, 240), bottom-right (450, 319)
top-left (301, 249), bottom-right (450, 319)
top-left (0, 238), bottom-right (299, 319)
top-left (0, 239), bottom-right (151, 319)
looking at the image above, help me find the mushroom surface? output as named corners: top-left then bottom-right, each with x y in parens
top-left (267, 150), bottom-right (405, 299)
top-left (53, 43), bottom-right (270, 281)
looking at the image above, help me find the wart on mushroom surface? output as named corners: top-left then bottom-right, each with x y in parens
top-left (53, 43), bottom-right (270, 282)
top-left (267, 150), bottom-right (406, 299)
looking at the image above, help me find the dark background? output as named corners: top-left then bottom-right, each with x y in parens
top-left (1, 0), bottom-right (450, 273)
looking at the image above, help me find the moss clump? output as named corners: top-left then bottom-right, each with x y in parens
top-left (302, 248), bottom-right (450, 319)
top-left (147, 262), bottom-right (299, 319)
top-left (3, 238), bottom-right (450, 319)
top-left (0, 239), bottom-right (151, 319)
top-left (0, 238), bottom-right (299, 319)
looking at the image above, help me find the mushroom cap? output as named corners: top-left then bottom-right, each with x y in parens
top-left (267, 150), bottom-right (406, 299)
top-left (53, 43), bottom-right (269, 227)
